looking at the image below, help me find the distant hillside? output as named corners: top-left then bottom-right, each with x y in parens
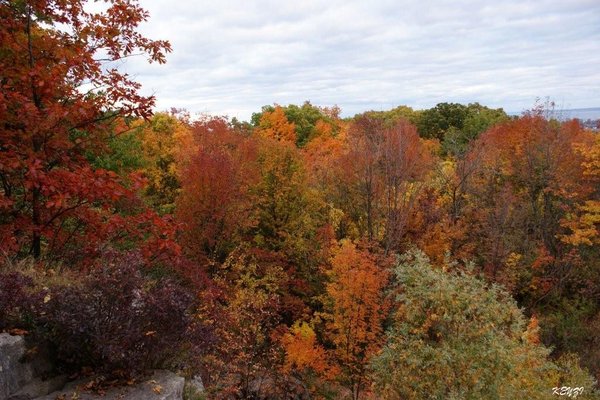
top-left (509, 107), bottom-right (600, 120)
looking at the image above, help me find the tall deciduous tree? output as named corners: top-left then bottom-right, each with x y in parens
top-left (176, 116), bottom-right (259, 266)
top-left (342, 116), bottom-right (431, 252)
top-left (343, 116), bottom-right (385, 242)
top-left (380, 119), bottom-right (431, 254)
top-left (0, 0), bottom-right (171, 259)
top-left (465, 114), bottom-right (593, 278)
top-left (137, 112), bottom-right (192, 214)
top-left (320, 240), bottom-right (389, 400)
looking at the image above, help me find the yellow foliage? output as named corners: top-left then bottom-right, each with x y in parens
top-left (136, 113), bottom-right (192, 213)
top-left (561, 135), bottom-right (600, 245)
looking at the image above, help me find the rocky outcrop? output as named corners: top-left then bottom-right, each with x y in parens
top-left (0, 334), bottom-right (28, 399)
top-left (1, 334), bottom-right (186, 400)
top-left (0, 333), bottom-right (61, 400)
top-left (9, 375), bottom-right (68, 400)
top-left (35, 370), bottom-right (185, 400)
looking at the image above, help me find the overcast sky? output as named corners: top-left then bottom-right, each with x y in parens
top-left (121, 0), bottom-right (600, 121)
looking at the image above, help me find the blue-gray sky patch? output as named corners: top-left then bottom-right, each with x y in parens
top-left (122, 0), bottom-right (600, 120)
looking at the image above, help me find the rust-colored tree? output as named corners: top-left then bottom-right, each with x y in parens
top-left (0, 0), bottom-right (171, 259)
top-left (176, 117), bottom-right (259, 267)
top-left (465, 114), bottom-right (593, 280)
top-left (379, 119), bottom-right (432, 254)
top-left (343, 116), bottom-right (384, 242)
top-left (340, 116), bottom-right (431, 253)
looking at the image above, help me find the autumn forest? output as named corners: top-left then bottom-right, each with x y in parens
top-left (1, 1), bottom-right (600, 399)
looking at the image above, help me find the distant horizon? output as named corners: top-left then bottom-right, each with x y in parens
top-left (154, 102), bottom-right (600, 122)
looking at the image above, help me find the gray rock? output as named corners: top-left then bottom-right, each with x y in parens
top-left (0, 334), bottom-right (34, 400)
top-left (1, 333), bottom-right (57, 400)
top-left (1, 335), bottom-right (183, 400)
top-left (11, 374), bottom-right (68, 399)
top-left (35, 370), bottom-right (184, 400)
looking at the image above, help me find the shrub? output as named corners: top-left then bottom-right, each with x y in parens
top-left (0, 270), bottom-right (44, 330)
top-left (39, 251), bottom-right (200, 376)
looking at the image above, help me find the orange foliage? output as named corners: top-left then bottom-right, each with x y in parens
top-left (321, 240), bottom-right (389, 399)
top-left (561, 134), bottom-right (600, 245)
top-left (472, 116), bottom-right (592, 202)
top-left (255, 106), bottom-right (297, 143)
top-left (523, 315), bottom-right (541, 345)
top-left (281, 321), bottom-right (330, 377)
top-left (406, 188), bottom-right (473, 266)
top-left (463, 115), bottom-right (595, 280)
top-left (302, 121), bottom-right (347, 189)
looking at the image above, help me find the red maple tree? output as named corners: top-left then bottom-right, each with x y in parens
top-left (0, 0), bottom-right (172, 260)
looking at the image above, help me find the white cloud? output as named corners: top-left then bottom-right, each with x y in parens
top-left (121, 0), bottom-right (600, 120)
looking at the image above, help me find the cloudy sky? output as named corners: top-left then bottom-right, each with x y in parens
top-left (122, 0), bottom-right (600, 120)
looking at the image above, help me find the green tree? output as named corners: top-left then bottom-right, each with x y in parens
top-left (363, 105), bottom-right (421, 127)
top-left (251, 139), bottom-right (328, 303)
top-left (443, 103), bottom-right (510, 156)
top-left (92, 126), bottom-right (146, 175)
top-left (372, 249), bottom-right (597, 400)
top-left (417, 102), bottom-right (469, 141)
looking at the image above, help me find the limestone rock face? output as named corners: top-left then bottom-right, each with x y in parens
top-left (35, 370), bottom-right (185, 400)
